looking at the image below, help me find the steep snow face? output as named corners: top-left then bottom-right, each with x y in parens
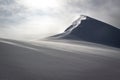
top-left (54, 15), bottom-right (87, 38)
top-left (65, 15), bottom-right (87, 32)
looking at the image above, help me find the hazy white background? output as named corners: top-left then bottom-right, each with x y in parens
top-left (0, 0), bottom-right (120, 40)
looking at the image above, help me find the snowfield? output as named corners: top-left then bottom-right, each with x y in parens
top-left (0, 38), bottom-right (120, 80)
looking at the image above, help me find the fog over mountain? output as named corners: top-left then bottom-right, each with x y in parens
top-left (0, 1), bottom-right (120, 80)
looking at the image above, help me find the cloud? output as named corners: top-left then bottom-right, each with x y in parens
top-left (65, 0), bottom-right (120, 28)
top-left (0, 0), bottom-right (26, 26)
top-left (0, 0), bottom-right (120, 40)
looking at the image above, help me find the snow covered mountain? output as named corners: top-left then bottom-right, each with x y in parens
top-left (50, 15), bottom-right (120, 48)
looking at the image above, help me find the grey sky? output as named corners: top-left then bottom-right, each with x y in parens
top-left (0, 0), bottom-right (120, 40)
top-left (66, 0), bottom-right (120, 27)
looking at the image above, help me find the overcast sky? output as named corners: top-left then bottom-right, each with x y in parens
top-left (0, 0), bottom-right (120, 40)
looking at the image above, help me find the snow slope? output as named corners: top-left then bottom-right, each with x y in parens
top-left (50, 15), bottom-right (120, 48)
top-left (0, 38), bottom-right (120, 80)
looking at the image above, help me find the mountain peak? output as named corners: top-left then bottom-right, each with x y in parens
top-left (65, 15), bottom-right (87, 32)
top-left (50, 15), bottom-right (120, 48)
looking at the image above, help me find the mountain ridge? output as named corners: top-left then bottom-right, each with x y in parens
top-left (50, 15), bottom-right (120, 48)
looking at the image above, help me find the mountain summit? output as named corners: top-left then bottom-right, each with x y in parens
top-left (50, 15), bottom-right (120, 48)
